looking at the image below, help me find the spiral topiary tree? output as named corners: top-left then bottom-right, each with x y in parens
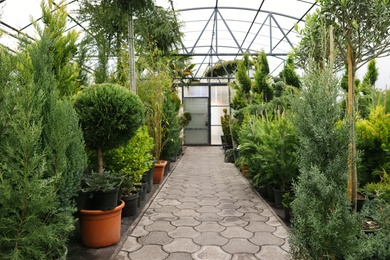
top-left (73, 83), bottom-right (145, 173)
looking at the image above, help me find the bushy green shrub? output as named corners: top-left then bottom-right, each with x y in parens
top-left (365, 169), bottom-right (390, 203)
top-left (161, 91), bottom-right (183, 161)
top-left (105, 126), bottom-right (154, 191)
top-left (356, 105), bottom-right (390, 186)
top-left (350, 196), bottom-right (390, 259)
top-left (73, 83), bottom-right (145, 172)
top-left (238, 113), bottom-right (298, 190)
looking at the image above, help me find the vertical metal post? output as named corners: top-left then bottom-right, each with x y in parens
top-left (128, 1), bottom-right (136, 93)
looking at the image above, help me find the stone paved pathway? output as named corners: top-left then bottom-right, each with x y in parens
top-left (113, 146), bottom-right (290, 260)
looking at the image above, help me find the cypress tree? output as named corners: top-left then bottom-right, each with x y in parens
top-left (289, 66), bottom-right (360, 259)
top-left (0, 1), bottom-right (87, 258)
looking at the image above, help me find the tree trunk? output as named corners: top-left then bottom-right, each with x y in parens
top-left (347, 43), bottom-right (357, 209)
top-left (97, 148), bottom-right (103, 174)
top-left (128, 2), bottom-right (136, 93)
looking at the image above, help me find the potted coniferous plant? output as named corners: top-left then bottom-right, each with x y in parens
top-left (73, 83), bottom-right (145, 247)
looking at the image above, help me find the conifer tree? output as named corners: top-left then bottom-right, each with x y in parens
top-left (289, 66), bottom-right (360, 259)
top-left (0, 48), bottom-right (73, 260)
top-left (0, 1), bottom-right (87, 258)
top-left (253, 50), bottom-right (273, 102)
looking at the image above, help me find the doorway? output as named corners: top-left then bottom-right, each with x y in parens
top-left (183, 97), bottom-right (209, 145)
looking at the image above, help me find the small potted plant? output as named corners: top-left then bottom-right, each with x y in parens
top-left (73, 83), bottom-right (145, 247)
top-left (81, 170), bottom-right (123, 210)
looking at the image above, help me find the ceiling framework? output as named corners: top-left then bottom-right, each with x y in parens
top-left (0, 0), bottom-right (318, 83)
top-left (172, 1), bottom-right (318, 82)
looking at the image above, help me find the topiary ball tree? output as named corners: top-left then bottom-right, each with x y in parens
top-left (74, 83), bottom-right (145, 173)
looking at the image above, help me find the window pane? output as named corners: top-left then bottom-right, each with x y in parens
top-left (210, 86), bottom-right (229, 105)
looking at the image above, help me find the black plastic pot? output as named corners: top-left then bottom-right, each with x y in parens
top-left (90, 188), bottom-right (119, 210)
top-left (274, 188), bottom-right (289, 209)
top-left (144, 163), bottom-right (155, 193)
top-left (257, 185), bottom-right (269, 198)
top-left (121, 192), bottom-right (139, 217)
top-left (134, 185), bottom-right (144, 208)
top-left (267, 184), bottom-right (275, 203)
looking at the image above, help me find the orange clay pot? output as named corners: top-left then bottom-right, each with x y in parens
top-left (153, 160), bottom-right (168, 184)
top-left (241, 164), bottom-right (248, 177)
top-left (79, 200), bottom-right (124, 248)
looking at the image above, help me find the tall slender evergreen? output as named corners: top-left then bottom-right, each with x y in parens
top-left (0, 1), bottom-right (87, 258)
top-left (289, 66), bottom-right (360, 259)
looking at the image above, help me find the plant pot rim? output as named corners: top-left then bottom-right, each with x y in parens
top-left (155, 160), bottom-right (168, 166)
top-left (79, 200), bottom-right (124, 215)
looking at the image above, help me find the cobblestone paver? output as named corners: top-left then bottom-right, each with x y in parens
top-left (114, 146), bottom-right (290, 259)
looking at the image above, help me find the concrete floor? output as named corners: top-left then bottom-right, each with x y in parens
top-left (110, 146), bottom-right (290, 260)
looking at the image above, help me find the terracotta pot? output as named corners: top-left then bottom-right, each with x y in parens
top-left (153, 160), bottom-right (167, 184)
top-left (241, 165), bottom-right (248, 177)
top-left (79, 200), bottom-right (124, 248)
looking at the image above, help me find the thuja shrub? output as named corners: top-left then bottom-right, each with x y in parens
top-left (0, 2), bottom-right (87, 257)
top-left (289, 67), bottom-right (360, 259)
top-left (0, 69), bottom-right (73, 259)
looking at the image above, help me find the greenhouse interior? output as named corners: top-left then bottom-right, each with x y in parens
top-left (0, 0), bottom-right (390, 259)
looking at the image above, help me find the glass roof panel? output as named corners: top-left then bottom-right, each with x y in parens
top-left (1, 0), bottom-right (388, 87)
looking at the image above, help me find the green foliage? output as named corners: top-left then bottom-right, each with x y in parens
top-left (365, 169), bottom-right (390, 204)
top-left (289, 66), bottom-right (360, 259)
top-left (294, 9), bottom-right (336, 71)
top-left (105, 126), bottom-right (154, 190)
top-left (350, 195), bottom-right (390, 260)
top-left (220, 109), bottom-right (232, 146)
top-left (137, 70), bottom-right (172, 161)
top-left (279, 53), bottom-right (301, 89)
top-left (94, 32), bottom-right (111, 84)
top-left (135, 5), bottom-right (183, 55)
top-left (73, 83), bottom-right (145, 152)
top-left (238, 114), bottom-right (299, 190)
top-left (0, 2), bottom-right (87, 258)
top-left (161, 90), bottom-right (183, 161)
top-left (204, 59), bottom-right (240, 77)
top-left (253, 50), bottom-right (273, 102)
top-left (0, 49), bottom-right (74, 260)
top-left (356, 105), bottom-right (390, 185)
top-left (235, 53), bottom-right (252, 95)
top-left (237, 115), bottom-right (271, 185)
top-left (179, 111), bottom-right (192, 127)
top-left (82, 170), bottom-right (123, 193)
